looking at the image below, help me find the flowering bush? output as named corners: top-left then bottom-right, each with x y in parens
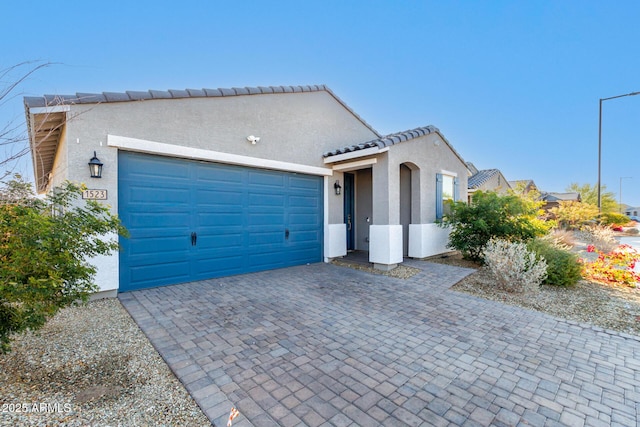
top-left (581, 244), bottom-right (640, 287)
top-left (483, 238), bottom-right (548, 293)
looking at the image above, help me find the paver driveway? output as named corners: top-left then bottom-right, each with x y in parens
top-left (119, 261), bottom-right (640, 427)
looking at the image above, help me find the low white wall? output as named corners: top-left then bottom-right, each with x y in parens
top-left (408, 223), bottom-right (453, 258)
top-left (89, 231), bottom-right (119, 293)
top-left (369, 225), bottom-right (403, 265)
top-left (325, 223), bottom-right (347, 260)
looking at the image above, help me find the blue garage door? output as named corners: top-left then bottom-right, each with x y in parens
top-left (118, 151), bottom-right (323, 292)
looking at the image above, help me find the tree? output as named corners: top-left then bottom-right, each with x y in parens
top-left (439, 190), bottom-right (550, 262)
top-left (1, 61), bottom-right (53, 178)
top-left (0, 176), bottom-right (126, 353)
top-left (566, 182), bottom-right (618, 213)
top-left (550, 201), bottom-right (600, 229)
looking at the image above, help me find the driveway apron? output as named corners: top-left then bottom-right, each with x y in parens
top-left (119, 261), bottom-right (640, 427)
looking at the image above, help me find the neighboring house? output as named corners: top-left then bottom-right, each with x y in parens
top-left (540, 192), bottom-right (581, 212)
top-left (466, 162), bottom-right (511, 202)
top-left (624, 206), bottom-right (640, 217)
top-left (25, 84), bottom-right (468, 296)
top-left (508, 179), bottom-right (539, 196)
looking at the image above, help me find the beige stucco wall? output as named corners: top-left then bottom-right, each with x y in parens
top-left (62, 91), bottom-right (378, 217)
top-left (477, 172), bottom-right (510, 194)
top-left (377, 132), bottom-right (468, 225)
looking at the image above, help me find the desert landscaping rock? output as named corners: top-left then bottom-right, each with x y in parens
top-left (0, 298), bottom-right (210, 427)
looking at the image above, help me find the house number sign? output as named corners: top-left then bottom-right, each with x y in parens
top-left (82, 189), bottom-right (108, 200)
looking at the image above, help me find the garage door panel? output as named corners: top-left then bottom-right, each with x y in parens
top-left (196, 163), bottom-right (244, 183)
top-left (196, 190), bottom-right (244, 207)
top-left (129, 261), bottom-right (190, 286)
top-left (121, 157), bottom-right (190, 181)
top-left (287, 247), bottom-right (320, 262)
top-left (248, 213), bottom-right (285, 226)
top-left (289, 195), bottom-right (319, 208)
top-left (289, 175), bottom-right (320, 190)
top-left (126, 212), bottom-right (190, 229)
top-left (289, 230), bottom-right (322, 243)
top-left (197, 233), bottom-right (244, 250)
top-left (249, 193), bottom-right (285, 207)
top-left (197, 212), bottom-right (244, 227)
top-left (119, 151), bottom-right (323, 291)
top-left (126, 186), bottom-right (190, 205)
top-left (248, 170), bottom-right (285, 187)
top-left (128, 236), bottom-right (190, 255)
top-left (248, 251), bottom-right (287, 268)
top-left (248, 230), bottom-right (285, 246)
top-left (289, 213), bottom-right (321, 225)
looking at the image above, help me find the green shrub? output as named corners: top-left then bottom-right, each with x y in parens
top-left (1, 176), bottom-right (127, 353)
top-left (527, 238), bottom-right (582, 286)
top-left (440, 191), bottom-right (549, 262)
top-left (599, 212), bottom-right (632, 226)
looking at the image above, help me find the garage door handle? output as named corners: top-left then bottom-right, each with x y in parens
top-left (285, 229), bottom-right (290, 240)
top-left (191, 232), bottom-right (197, 246)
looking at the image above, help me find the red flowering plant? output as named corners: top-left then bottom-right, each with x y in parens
top-left (580, 244), bottom-right (640, 287)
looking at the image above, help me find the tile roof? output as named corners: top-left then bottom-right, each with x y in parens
top-left (468, 169), bottom-right (499, 189)
top-left (25, 84), bottom-right (382, 193)
top-left (24, 84), bottom-right (334, 107)
top-left (541, 192), bottom-right (581, 202)
top-left (465, 162), bottom-right (479, 175)
top-left (322, 125), bottom-right (439, 157)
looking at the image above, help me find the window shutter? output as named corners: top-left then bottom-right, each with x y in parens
top-left (436, 173), bottom-right (443, 220)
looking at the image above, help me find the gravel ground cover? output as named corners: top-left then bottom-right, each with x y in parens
top-left (0, 298), bottom-right (211, 427)
top-left (432, 252), bottom-right (640, 336)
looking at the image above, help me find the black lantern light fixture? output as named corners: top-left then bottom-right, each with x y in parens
top-left (88, 151), bottom-right (103, 178)
top-left (334, 180), bottom-right (342, 195)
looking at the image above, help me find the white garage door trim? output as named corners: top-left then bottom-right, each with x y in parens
top-left (107, 134), bottom-right (334, 177)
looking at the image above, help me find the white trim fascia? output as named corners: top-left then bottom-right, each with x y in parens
top-left (440, 169), bottom-right (458, 177)
top-left (332, 158), bottom-right (377, 172)
top-left (29, 105), bottom-right (71, 114)
top-left (323, 146), bottom-right (388, 164)
top-left (323, 176), bottom-right (330, 262)
top-left (107, 134), bottom-right (334, 177)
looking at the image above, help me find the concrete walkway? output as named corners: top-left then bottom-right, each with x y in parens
top-left (119, 261), bottom-right (640, 426)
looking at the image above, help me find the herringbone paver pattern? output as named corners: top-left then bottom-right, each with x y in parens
top-left (119, 261), bottom-right (640, 426)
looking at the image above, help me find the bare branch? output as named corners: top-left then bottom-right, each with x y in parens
top-left (0, 61), bottom-right (53, 176)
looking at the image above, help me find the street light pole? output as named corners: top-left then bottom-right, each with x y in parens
top-left (620, 176), bottom-right (632, 213)
top-left (598, 91), bottom-right (640, 211)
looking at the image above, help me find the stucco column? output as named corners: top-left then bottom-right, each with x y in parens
top-left (369, 154), bottom-right (403, 268)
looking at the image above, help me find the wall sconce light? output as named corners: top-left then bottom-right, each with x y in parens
top-left (334, 180), bottom-right (342, 195)
top-left (247, 135), bottom-right (260, 144)
top-left (88, 151), bottom-right (103, 178)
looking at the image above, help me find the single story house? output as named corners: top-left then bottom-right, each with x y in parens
top-left (540, 192), bottom-right (581, 212)
top-left (25, 84), bottom-right (468, 296)
top-left (466, 162), bottom-right (511, 202)
top-left (508, 179), bottom-right (539, 196)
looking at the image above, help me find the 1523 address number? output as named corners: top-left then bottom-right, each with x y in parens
top-left (82, 189), bottom-right (108, 200)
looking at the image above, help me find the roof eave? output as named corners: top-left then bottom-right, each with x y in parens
top-left (25, 103), bottom-right (69, 193)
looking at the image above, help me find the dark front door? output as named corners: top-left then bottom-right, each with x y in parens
top-left (344, 172), bottom-right (355, 251)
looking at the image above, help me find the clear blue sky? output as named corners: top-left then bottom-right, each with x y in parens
top-left (3, 0), bottom-right (639, 207)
